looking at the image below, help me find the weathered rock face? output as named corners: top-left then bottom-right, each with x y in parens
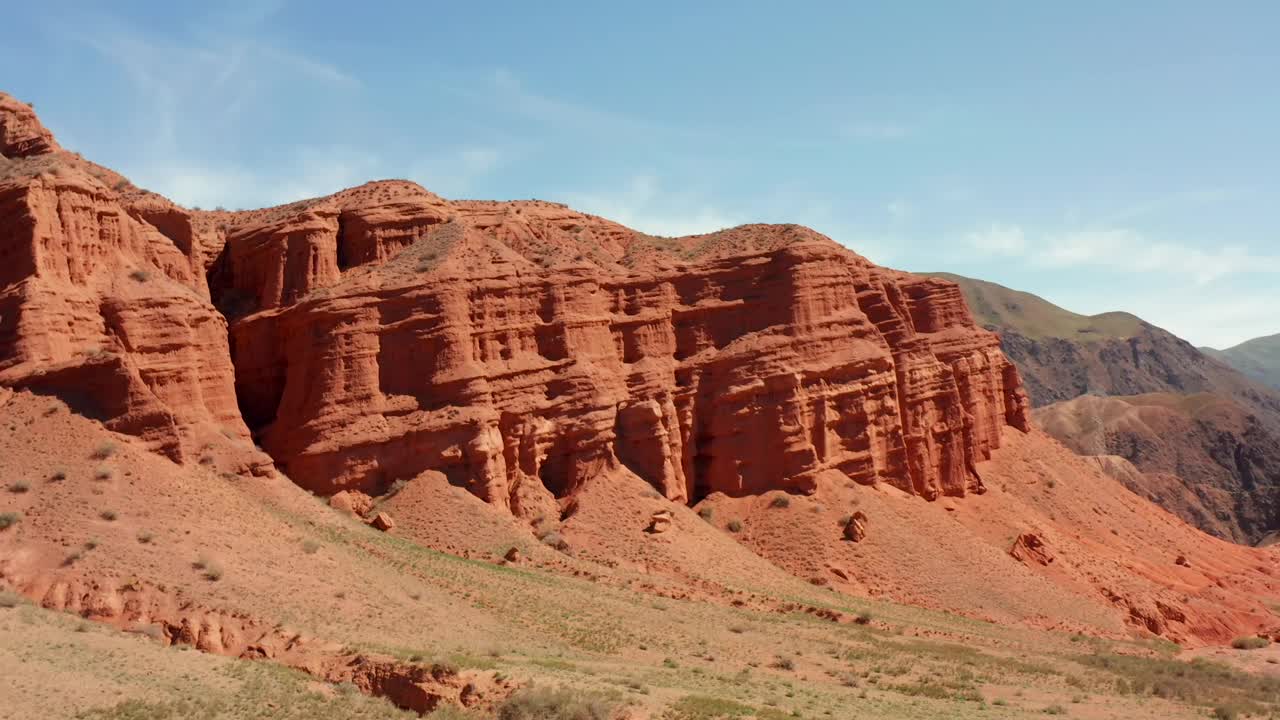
top-left (0, 93), bottom-right (260, 467)
top-left (0, 93), bottom-right (1029, 515)
top-left (1036, 394), bottom-right (1280, 544)
top-left (935, 271), bottom-right (1280, 545)
top-left (0, 94), bottom-right (59, 157)
top-left (216, 182), bottom-right (1030, 513)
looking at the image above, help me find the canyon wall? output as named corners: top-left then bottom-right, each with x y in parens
top-left (0, 94), bottom-right (263, 469)
top-left (2, 92), bottom-right (1029, 516)
top-left (217, 183), bottom-right (1030, 515)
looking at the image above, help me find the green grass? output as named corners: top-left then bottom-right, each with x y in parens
top-left (74, 662), bottom-right (417, 719)
top-left (660, 695), bottom-right (792, 720)
top-left (1077, 651), bottom-right (1280, 713)
top-left (494, 686), bottom-right (621, 720)
top-left (1230, 636), bottom-right (1269, 650)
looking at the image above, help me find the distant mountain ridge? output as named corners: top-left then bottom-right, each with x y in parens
top-left (926, 271), bottom-right (1280, 545)
top-left (1204, 333), bottom-right (1280, 391)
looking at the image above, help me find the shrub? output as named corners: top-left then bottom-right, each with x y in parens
top-left (726, 520), bottom-right (743, 533)
top-left (770, 495), bottom-right (791, 509)
top-left (771, 655), bottom-right (796, 671)
top-left (100, 510), bottom-right (118, 521)
top-left (697, 506), bottom-right (713, 522)
top-left (427, 706), bottom-right (482, 719)
top-left (92, 442), bottom-right (118, 460)
top-left (204, 562), bottom-right (224, 581)
top-left (50, 469), bottom-right (67, 481)
top-left (128, 269), bottom-right (151, 282)
top-left (1043, 705), bottom-right (1067, 715)
top-left (540, 532), bottom-right (569, 551)
top-left (1213, 705), bottom-right (1242, 720)
top-left (302, 539), bottom-right (321, 554)
top-left (8, 480), bottom-right (30, 493)
top-left (0, 512), bottom-right (19, 530)
top-left (1230, 636), bottom-right (1269, 650)
top-left (0, 591), bottom-right (23, 608)
top-left (95, 467), bottom-right (113, 481)
top-left (496, 686), bottom-right (619, 720)
top-left (136, 531), bottom-right (154, 544)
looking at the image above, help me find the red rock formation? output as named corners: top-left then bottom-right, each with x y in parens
top-left (217, 182), bottom-right (1030, 514)
top-left (0, 93), bottom-right (262, 469)
top-left (1, 92), bottom-right (1029, 517)
top-left (0, 94), bottom-right (59, 157)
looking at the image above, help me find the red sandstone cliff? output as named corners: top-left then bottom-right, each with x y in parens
top-left (1, 90), bottom-right (1028, 516)
top-left (214, 182), bottom-right (1030, 517)
top-left (0, 93), bottom-right (265, 471)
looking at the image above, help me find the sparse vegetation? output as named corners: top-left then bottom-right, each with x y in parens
top-left (204, 562), bottom-right (225, 581)
top-left (8, 480), bottom-right (30, 493)
top-left (1230, 636), bottom-right (1269, 650)
top-left (769, 495), bottom-right (791, 509)
top-left (697, 506), bottom-right (713, 522)
top-left (661, 694), bottom-right (790, 720)
top-left (128, 269), bottom-right (151, 282)
top-left (1079, 651), bottom-right (1280, 713)
top-left (726, 520), bottom-right (743, 533)
top-left (0, 591), bottom-right (22, 608)
top-left (540, 532), bottom-right (569, 551)
top-left (0, 512), bottom-right (19, 530)
top-left (302, 539), bottom-right (321, 554)
top-left (136, 530), bottom-right (154, 544)
top-left (95, 466), bottom-right (113, 481)
top-left (92, 442), bottom-right (118, 460)
top-left (50, 469), bottom-right (67, 481)
top-left (495, 686), bottom-right (620, 720)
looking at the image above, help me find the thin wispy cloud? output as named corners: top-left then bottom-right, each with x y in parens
top-left (966, 223), bottom-right (1026, 256)
top-left (566, 175), bottom-right (739, 237)
top-left (410, 145), bottom-right (508, 198)
top-left (58, 9), bottom-right (366, 210)
top-left (967, 223), bottom-right (1280, 285)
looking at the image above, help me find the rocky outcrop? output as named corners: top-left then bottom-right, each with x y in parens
top-left (215, 183), bottom-right (1029, 515)
top-left (0, 92), bottom-right (1029, 518)
top-left (842, 511), bottom-right (868, 542)
top-left (0, 92), bottom-right (265, 470)
top-left (1009, 532), bottom-right (1053, 566)
top-left (935, 271), bottom-right (1280, 545)
top-left (1036, 394), bottom-right (1280, 544)
top-left (0, 94), bottom-right (59, 158)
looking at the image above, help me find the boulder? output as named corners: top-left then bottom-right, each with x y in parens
top-left (843, 511), bottom-right (868, 542)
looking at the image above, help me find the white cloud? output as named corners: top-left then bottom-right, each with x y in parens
top-left (966, 223), bottom-right (1026, 255)
top-left (59, 11), bottom-right (367, 211)
top-left (565, 175), bottom-right (739, 237)
top-left (133, 147), bottom-right (380, 210)
top-left (967, 222), bottom-right (1280, 286)
top-left (409, 145), bottom-right (507, 198)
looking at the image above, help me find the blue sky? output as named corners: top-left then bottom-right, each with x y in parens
top-left (4, 1), bottom-right (1278, 347)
